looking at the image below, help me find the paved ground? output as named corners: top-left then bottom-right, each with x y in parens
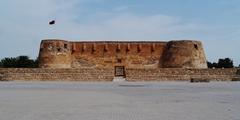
top-left (0, 81), bottom-right (240, 120)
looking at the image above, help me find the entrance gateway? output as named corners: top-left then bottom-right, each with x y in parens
top-left (113, 66), bottom-right (126, 82)
top-left (115, 66), bottom-right (125, 77)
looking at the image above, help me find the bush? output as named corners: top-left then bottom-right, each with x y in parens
top-left (0, 56), bottom-right (38, 68)
top-left (218, 58), bottom-right (234, 68)
top-left (208, 58), bottom-right (234, 68)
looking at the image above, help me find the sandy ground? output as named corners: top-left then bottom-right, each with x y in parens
top-left (0, 81), bottom-right (240, 120)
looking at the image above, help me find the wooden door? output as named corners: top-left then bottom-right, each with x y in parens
top-left (115, 66), bottom-right (125, 77)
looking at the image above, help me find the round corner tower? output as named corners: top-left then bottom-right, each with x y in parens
top-left (38, 39), bottom-right (72, 68)
top-left (162, 40), bottom-right (207, 68)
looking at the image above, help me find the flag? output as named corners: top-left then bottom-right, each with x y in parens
top-left (49, 20), bottom-right (55, 25)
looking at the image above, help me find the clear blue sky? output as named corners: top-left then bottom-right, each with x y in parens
top-left (0, 0), bottom-right (239, 65)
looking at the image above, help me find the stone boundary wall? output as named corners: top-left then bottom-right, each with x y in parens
top-left (126, 68), bottom-right (240, 81)
top-left (0, 68), bottom-right (239, 81)
top-left (0, 68), bottom-right (114, 81)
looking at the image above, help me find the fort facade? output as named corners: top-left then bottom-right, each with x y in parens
top-left (0, 40), bottom-right (239, 81)
top-left (38, 39), bottom-right (208, 69)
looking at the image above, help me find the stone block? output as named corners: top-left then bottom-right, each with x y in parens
top-left (190, 78), bottom-right (210, 83)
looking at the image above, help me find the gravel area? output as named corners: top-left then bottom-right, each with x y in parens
top-left (0, 81), bottom-right (240, 120)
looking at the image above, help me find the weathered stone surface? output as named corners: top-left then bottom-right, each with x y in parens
top-left (125, 68), bottom-right (238, 81)
top-left (38, 39), bottom-right (208, 69)
top-left (162, 40), bottom-right (207, 68)
top-left (0, 68), bottom-right (238, 81)
top-left (0, 68), bottom-right (114, 81)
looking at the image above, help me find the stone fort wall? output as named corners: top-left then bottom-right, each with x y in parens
top-left (0, 68), bottom-right (239, 81)
top-left (2, 39), bottom-right (237, 81)
top-left (38, 39), bottom-right (208, 69)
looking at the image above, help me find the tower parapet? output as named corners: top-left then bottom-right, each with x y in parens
top-left (162, 40), bottom-right (207, 68)
top-left (38, 39), bottom-right (72, 68)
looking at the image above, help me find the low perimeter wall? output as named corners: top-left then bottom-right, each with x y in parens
top-left (0, 68), bottom-right (239, 81)
top-left (126, 68), bottom-right (239, 81)
top-left (0, 68), bottom-right (114, 81)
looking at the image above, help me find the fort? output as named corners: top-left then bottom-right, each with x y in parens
top-left (0, 39), bottom-right (239, 81)
top-left (38, 39), bottom-right (207, 69)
